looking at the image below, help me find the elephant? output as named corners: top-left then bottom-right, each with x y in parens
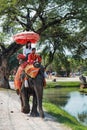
top-left (19, 63), bottom-right (45, 118)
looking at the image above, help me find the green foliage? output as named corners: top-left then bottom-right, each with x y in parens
top-left (8, 48), bottom-right (23, 72)
top-left (0, 0), bottom-right (87, 69)
top-left (83, 71), bottom-right (87, 76)
top-left (8, 53), bottom-right (18, 71)
top-left (48, 54), bottom-right (87, 77)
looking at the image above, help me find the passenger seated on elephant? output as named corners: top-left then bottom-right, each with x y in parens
top-left (23, 41), bottom-right (32, 60)
top-left (14, 54), bottom-right (28, 95)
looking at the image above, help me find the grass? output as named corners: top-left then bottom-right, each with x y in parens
top-left (46, 81), bottom-right (80, 88)
top-left (43, 102), bottom-right (87, 130)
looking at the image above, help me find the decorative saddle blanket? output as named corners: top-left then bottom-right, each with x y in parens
top-left (24, 64), bottom-right (40, 78)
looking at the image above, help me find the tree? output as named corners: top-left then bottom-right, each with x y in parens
top-left (0, 0), bottom-right (87, 88)
top-left (51, 53), bottom-right (71, 77)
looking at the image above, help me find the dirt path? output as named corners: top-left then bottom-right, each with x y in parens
top-left (0, 88), bottom-right (71, 130)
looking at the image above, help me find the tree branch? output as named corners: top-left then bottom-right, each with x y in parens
top-left (2, 42), bottom-right (22, 58)
top-left (15, 16), bottom-right (26, 28)
top-left (37, 18), bottom-right (62, 34)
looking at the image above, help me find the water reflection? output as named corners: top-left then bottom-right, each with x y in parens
top-left (63, 91), bottom-right (87, 126)
top-left (43, 88), bottom-right (71, 106)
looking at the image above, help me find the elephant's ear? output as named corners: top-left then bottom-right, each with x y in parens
top-left (20, 70), bottom-right (26, 80)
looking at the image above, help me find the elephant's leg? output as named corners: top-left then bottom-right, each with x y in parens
top-left (20, 95), bottom-right (24, 112)
top-left (34, 85), bottom-right (44, 118)
top-left (37, 92), bottom-right (44, 118)
top-left (20, 87), bottom-right (30, 114)
top-left (30, 94), bottom-right (39, 117)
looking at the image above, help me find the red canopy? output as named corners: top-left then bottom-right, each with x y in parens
top-left (13, 31), bottom-right (40, 45)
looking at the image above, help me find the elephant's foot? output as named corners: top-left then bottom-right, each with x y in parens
top-left (21, 106), bottom-right (30, 114)
top-left (30, 110), bottom-right (39, 117)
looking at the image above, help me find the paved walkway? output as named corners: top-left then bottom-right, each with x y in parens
top-left (0, 89), bottom-right (71, 130)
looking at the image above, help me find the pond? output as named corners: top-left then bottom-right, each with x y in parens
top-left (43, 87), bottom-right (87, 126)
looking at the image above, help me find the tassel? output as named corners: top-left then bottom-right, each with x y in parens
top-left (24, 79), bottom-right (28, 88)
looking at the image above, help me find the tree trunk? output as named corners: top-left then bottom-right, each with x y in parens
top-left (0, 42), bottom-right (22, 89)
top-left (0, 58), bottom-right (10, 89)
